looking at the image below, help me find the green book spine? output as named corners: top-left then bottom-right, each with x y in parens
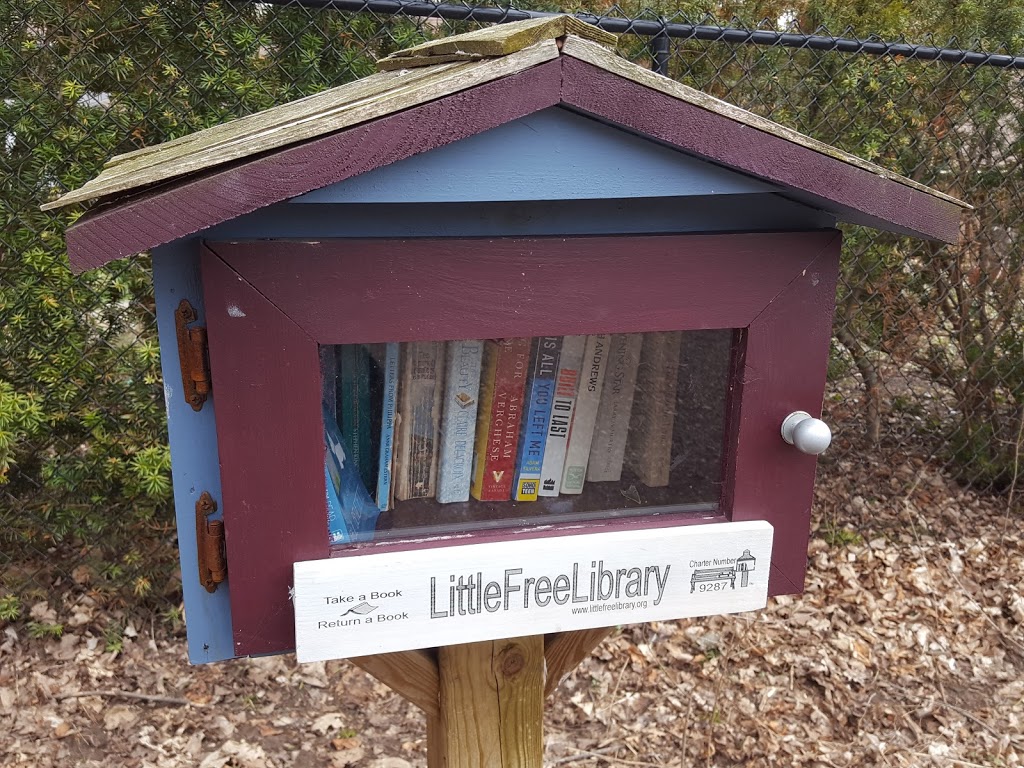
top-left (338, 345), bottom-right (375, 494)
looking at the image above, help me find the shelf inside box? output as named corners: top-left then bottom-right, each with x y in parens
top-left (377, 470), bottom-right (721, 540)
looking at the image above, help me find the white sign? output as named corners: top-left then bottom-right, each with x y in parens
top-left (293, 520), bottom-right (773, 663)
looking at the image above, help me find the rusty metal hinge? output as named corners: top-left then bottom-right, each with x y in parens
top-left (196, 492), bottom-right (227, 593)
top-left (175, 299), bottom-right (211, 412)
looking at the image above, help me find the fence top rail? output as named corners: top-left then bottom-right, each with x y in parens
top-left (269, 0), bottom-right (1024, 69)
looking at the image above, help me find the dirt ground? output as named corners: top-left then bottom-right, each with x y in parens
top-left (3, 446), bottom-right (1023, 767)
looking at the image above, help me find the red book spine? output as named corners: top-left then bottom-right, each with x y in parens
top-left (471, 337), bottom-right (529, 501)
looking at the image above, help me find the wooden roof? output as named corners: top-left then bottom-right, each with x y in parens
top-left (44, 42), bottom-right (559, 211)
top-left (48, 16), bottom-right (970, 271)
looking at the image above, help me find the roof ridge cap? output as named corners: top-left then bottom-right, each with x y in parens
top-left (376, 14), bottom-right (616, 70)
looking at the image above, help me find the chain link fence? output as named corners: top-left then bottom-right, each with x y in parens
top-left (2, 1), bottom-right (1022, 623)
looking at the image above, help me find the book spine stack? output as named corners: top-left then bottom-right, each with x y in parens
top-left (538, 335), bottom-right (586, 497)
top-left (586, 334), bottom-right (644, 483)
top-left (394, 341), bottom-right (446, 501)
top-left (470, 338), bottom-right (530, 501)
top-left (561, 334), bottom-right (610, 494)
top-left (437, 340), bottom-right (484, 503)
top-left (624, 331), bottom-right (682, 487)
top-left (320, 329), bottom-right (692, 546)
top-left (513, 337), bottom-right (562, 501)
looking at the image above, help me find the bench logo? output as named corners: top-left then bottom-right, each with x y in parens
top-left (689, 549), bottom-right (757, 593)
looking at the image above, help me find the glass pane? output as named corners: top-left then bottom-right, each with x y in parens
top-left (320, 331), bottom-right (733, 544)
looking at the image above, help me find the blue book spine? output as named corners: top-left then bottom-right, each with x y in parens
top-left (375, 342), bottom-right (400, 511)
top-left (323, 405), bottom-right (379, 544)
top-left (513, 337), bottom-right (562, 501)
top-left (436, 340), bottom-right (484, 503)
top-left (325, 465), bottom-right (352, 545)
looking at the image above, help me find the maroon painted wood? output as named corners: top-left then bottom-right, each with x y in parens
top-left (201, 231), bottom-right (839, 655)
top-left (65, 60), bottom-right (563, 273)
top-left (726, 235), bottom-right (841, 594)
top-left (559, 57), bottom-right (961, 245)
top-left (65, 56), bottom-right (961, 273)
top-left (208, 232), bottom-right (836, 344)
top-left (200, 246), bottom-right (326, 656)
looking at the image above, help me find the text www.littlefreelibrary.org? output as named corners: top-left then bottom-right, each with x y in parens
top-left (572, 600), bottom-right (647, 615)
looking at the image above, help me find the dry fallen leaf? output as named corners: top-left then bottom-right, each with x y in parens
top-left (311, 712), bottom-right (346, 736)
top-left (331, 736), bottom-right (362, 751)
top-left (330, 746), bottom-right (365, 767)
top-left (103, 706), bottom-right (139, 731)
top-left (367, 759), bottom-right (414, 768)
top-left (53, 721), bottom-right (73, 738)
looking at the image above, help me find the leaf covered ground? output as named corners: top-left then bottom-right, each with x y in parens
top-left (2, 450), bottom-right (1023, 767)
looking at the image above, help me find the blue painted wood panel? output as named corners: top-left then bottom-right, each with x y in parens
top-left (290, 107), bottom-right (776, 204)
top-left (210, 195), bottom-right (834, 240)
top-left (152, 243), bottom-right (234, 663)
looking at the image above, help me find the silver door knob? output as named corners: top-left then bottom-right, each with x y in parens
top-left (781, 411), bottom-right (831, 455)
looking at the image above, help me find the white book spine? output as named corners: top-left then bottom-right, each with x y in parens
top-left (538, 335), bottom-right (586, 496)
top-left (586, 334), bottom-right (643, 482)
top-left (437, 340), bottom-right (484, 503)
top-left (561, 334), bottom-right (610, 494)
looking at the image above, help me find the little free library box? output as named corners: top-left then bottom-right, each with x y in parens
top-left (49, 17), bottom-right (967, 668)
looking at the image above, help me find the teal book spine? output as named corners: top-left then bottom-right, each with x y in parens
top-left (436, 340), bottom-right (484, 503)
top-left (375, 342), bottom-right (400, 511)
top-left (320, 346), bottom-right (339, 418)
top-left (338, 345), bottom-right (375, 494)
top-left (513, 337), bottom-right (561, 501)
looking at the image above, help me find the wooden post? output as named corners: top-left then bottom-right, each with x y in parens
top-left (437, 635), bottom-right (545, 768)
top-left (426, 714), bottom-right (448, 768)
top-left (351, 631), bottom-right (608, 767)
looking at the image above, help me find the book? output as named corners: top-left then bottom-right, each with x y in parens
top-left (337, 344), bottom-right (376, 495)
top-left (324, 465), bottom-right (350, 544)
top-left (560, 334), bottom-right (610, 494)
top-left (323, 405), bottom-right (381, 544)
top-left (394, 341), bottom-right (446, 501)
top-left (320, 346), bottom-right (338, 419)
top-left (470, 337), bottom-right (530, 501)
top-left (538, 335), bottom-right (586, 496)
top-left (513, 337), bottom-right (562, 501)
top-left (624, 331), bottom-right (683, 487)
top-left (375, 342), bottom-right (400, 511)
top-left (586, 334), bottom-right (644, 482)
top-left (437, 339), bottom-right (484, 503)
